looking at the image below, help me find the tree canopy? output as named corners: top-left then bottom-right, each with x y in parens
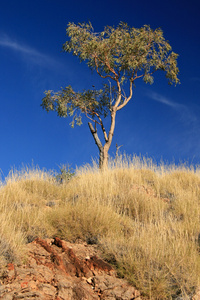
top-left (41, 22), bottom-right (179, 168)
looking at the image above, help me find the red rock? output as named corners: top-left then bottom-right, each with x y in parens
top-left (0, 238), bottom-right (142, 300)
top-left (7, 264), bottom-right (14, 271)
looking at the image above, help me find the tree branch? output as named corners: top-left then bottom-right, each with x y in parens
top-left (84, 109), bottom-right (108, 143)
top-left (94, 56), bottom-right (115, 80)
top-left (88, 122), bottom-right (103, 152)
top-left (113, 80), bottom-right (122, 109)
top-left (104, 57), bottom-right (119, 80)
top-left (117, 80), bottom-right (133, 111)
top-left (84, 110), bottom-right (101, 126)
top-left (94, 112), bottom-right (108, 142)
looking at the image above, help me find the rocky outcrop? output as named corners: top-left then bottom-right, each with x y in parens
top-left (0, 237), bottom-right (142, 299)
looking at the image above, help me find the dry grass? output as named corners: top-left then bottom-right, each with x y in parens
top-left (1, 156), bottom-right (200, 299)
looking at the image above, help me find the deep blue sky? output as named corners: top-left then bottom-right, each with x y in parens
top-left (0, 0), bottom-right (200, 176)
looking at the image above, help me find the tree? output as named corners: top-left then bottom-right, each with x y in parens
top-left (41, 22), bottom-right (179, 169)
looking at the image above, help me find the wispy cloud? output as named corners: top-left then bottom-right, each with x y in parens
top-left (190, 77), bottom-right (200, 82)
top-left (147, 91), bottom-right (183, 109)
top-left (143, 90), bottom-right (200, 163)
top-left (0, 33), bottom-right (59, 69)
top-left (146, 90), bottom-right (198, 126)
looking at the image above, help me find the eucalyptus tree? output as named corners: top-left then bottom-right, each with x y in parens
top-left (41, 22), bottom-right (179, 169)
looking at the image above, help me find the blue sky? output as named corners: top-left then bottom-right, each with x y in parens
top-left (0, 0), bottom-right (200, 177)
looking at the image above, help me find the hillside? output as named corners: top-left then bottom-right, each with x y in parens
top-left (1, 156), bottom-right (200, 299)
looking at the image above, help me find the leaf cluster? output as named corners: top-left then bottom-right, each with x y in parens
top-left (63, 22), bottom-right (179, 85)
top-left (42, 22), bottom-right (180, 127)
top-left (41, 85), bottom-right (112, 127)
top-left (55, 164), bottom-right (75, 184)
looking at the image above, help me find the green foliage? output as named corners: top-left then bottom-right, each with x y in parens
top-left (55, 164), bottom-right (75, 184)
top-left (63, 22), bottom-right (179, 85)
top-left (41, 85), bottom-right (111, 127)
top-left (41, 22), bottom-right (179, 127)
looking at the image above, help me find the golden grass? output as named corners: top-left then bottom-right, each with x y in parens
top-left (1, 156), bottom-right (200, 299)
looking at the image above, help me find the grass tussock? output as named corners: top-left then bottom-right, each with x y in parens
top-left (1, 156), bottom-right (200, 299)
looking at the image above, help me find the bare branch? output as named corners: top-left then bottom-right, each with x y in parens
top-left (84, 110), bottom-right (101, 125)
top-left (113, 81), bottom-right (122, 109)
top-left (117, 80), bottom-right (133, 111)
top-left (88, 122), bottom-right (103, 152)
top-left (84, 107), bottom-right (108, 142)
top-left (115, 143), bottom-right (123, 164)
top-left (121, 87), bottom-right (127, 100)
top-left (93, 111), bottom-right (108, 142)
top-left (108, 81), bottom-right (113, 106)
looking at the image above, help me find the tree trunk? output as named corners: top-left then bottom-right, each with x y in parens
top-left (99, 146), bottom-right (109, 170)
top-left (88, 122), bottom-right (110, 170)
top-left (99, 149), bottom-right (104, 169)
top-left (88, 108), bottom-right (116, 170)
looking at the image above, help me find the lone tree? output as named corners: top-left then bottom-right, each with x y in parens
top-left (41, 22), bottom-right (179, 169)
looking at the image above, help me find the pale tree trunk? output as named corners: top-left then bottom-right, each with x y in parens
top-left (99, 146), bottom-right (109, 170)
top-left (99, 149), bottom-right (105, 169)
top-left (87, 80), bottom-right (132, 169)
top-left (88, 122), bottom-right (110, 170)
top-left (88, 109), bottom-right (116, 170)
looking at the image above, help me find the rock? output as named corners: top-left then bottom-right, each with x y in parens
top-left (0, 237), bottom-right (142, 300)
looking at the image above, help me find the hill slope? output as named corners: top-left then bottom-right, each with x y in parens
top-left (1, 157), bottom-right (200, 299)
